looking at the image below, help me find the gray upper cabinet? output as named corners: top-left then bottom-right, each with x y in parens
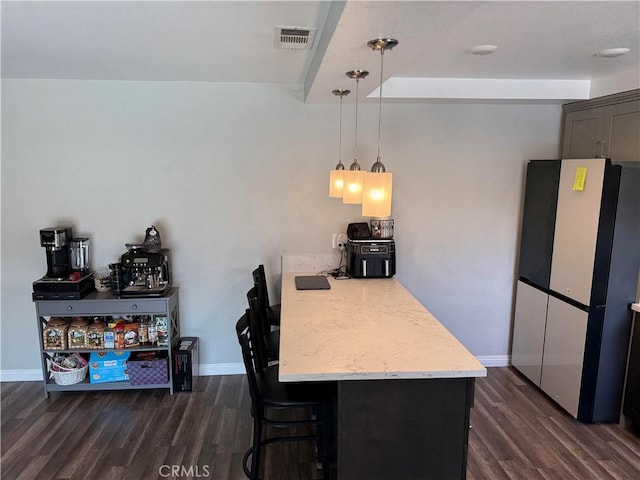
top-left (607, 102), bottom-right (640, 161)
top-left (563, 109), bottom-right (603, 158)
top-left (562, 90), bottom-right (640, 161)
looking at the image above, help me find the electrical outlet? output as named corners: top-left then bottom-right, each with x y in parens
top-left (335, 233), bottom-right (348, 251)
top-left (332, 233), bottom-right (349, 250)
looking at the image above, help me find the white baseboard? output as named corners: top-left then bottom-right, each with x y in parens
top-left (198, 363), bottom-right (245, 376)
top-left (0, 364), bottom-right (246, 382)
top-left (476, 355), bottom-right (511, 367)
top-left (0, 369), bottom-right (43, 382)
top-left (1, 359), bottom-right (509, 383)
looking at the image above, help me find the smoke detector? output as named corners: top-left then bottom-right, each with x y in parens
top-left (274, 26), bottom-right (317, 50)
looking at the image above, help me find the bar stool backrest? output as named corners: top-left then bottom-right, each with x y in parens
top-left (252, 265), bottom-right (271, 316)
top-left (235, 312), bottom-right (262, 410)
top-left (246, 287), bottom-right (269, 371)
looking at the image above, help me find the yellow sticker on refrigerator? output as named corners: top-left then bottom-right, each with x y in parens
top-left (573, 167), bottom-right (587, 191)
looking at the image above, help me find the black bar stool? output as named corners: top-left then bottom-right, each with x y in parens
top-left (252, 265), bottom-right (281, 327)
top-left (247, 287), bottom-right (279, 366)
top-left (235, 313), bottom-right (332, 479)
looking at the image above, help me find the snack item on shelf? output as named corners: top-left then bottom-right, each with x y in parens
top-left (155, 316), bottom-right (169, 346)
top-left (43, 317), bottom-right (69, 350)
top-left (147, 320), bottom-right (158, 345)
top-left (103, 325), bottom-right (115, 349)
top-left (123, 322), bottom-right (139, 347)
top-left (114, 324), bottom-right (125, 349)
top-left (107, 317), bottom-right (125, 329)
top-left (86, 319), bottom-right (105, 349)
top-left (138, 317), bottom-right (149, 345)
top-left (67, 317), bottom-right (90, 349)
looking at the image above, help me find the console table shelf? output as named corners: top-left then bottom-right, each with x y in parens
top-left (34, 288), bottom-right (180, 398)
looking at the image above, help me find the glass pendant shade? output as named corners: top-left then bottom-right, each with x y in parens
top-left (362, 37), bottom-right (398, 218)
top-left (341, 70), bottom-right (368, 205)
top-left (329, 168), bottom-right (345, 197)
top-left (342, 169), bottom-right (364, 204)
top-left (362, 171), bottom-right (393, 217)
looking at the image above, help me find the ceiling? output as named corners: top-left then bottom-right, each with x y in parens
top-left (2, 1), bottom-right (639, 103)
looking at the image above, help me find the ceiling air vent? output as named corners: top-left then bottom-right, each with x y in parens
top-left (274, 26), bottom-right (317, 50)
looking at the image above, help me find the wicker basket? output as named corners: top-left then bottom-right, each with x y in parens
top-left (49, 362), bottom-right (88, 385)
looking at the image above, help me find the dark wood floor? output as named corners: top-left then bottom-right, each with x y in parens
top-left (2, 367), bottom-right (640, 479)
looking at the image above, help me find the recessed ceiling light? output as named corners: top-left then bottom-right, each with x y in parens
top-left (595, 47), bottom-right (630, 58)
top-left (467, 45), bottom-right (498, 55)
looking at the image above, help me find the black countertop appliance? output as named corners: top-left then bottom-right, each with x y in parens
top-left (119, 247), bottom-right (171, 297)
top-left (32, 227), bottom-right (94, 300)
top-left (346, 222), bottom-right (396, 278)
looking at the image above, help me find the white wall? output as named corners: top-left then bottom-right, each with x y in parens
top-left (0, 79), bottom-right (562, 377)
top-left (590, 68), bottom-right (640, 99)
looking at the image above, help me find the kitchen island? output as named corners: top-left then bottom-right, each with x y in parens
top-left (279, 272), bottom-right (487, 479)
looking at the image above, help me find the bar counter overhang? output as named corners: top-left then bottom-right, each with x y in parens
top-left (279, 272), bottom-right (487, 479)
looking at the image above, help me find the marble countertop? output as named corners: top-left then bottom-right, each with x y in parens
top-left (278, 272), bottom-right (487, 382)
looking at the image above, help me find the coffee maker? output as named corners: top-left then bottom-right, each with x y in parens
top-left (32, 227), bottom-right (95, 300)
top-left (40, 227), bottom-right (72, 279)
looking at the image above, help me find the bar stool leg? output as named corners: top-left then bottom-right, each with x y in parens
top-left (243, 415), bottom-right (263, 480)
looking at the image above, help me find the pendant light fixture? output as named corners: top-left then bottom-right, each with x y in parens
top-left (329, 88), bottom-right (350, 198)
top-left (362, 38), bottom-right (398, 218)
top-left (342, 69), bottom-right (369, 204)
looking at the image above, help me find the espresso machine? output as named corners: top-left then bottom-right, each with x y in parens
top-left (118, 247), bottom-right (171, 297)
top-left (32, 227), bottom-right (95, 300)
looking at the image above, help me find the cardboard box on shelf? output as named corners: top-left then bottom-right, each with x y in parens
top-left (89, 351), bottom-right (130, 383)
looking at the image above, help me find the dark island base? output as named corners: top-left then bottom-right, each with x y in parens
top-left (338, 377), bottom-right (475, 480)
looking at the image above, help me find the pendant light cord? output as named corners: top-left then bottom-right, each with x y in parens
top-left (338, 95), bottom-right (343, 164)
top-left (377, 49), bottom-right (384, 159)
top-left (354, 78), bottom-right (359, 162)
